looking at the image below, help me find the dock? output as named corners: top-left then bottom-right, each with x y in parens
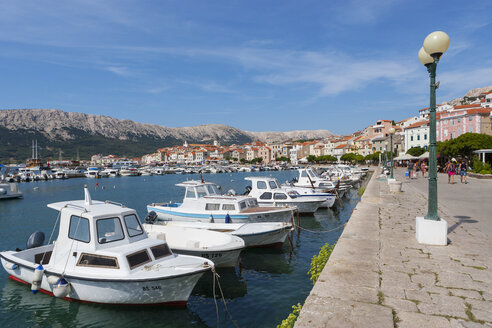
top-left (295, 168), bottom-right (492, 327)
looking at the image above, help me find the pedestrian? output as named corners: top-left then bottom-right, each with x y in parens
top-left (421, 161), bottom-right (427, 178)
top-left (445, 159), bottom-right (456, 184)
top-left (407, 160), bottom-right (414, 179)
top-left (459, 160), bottom-right (468, 184)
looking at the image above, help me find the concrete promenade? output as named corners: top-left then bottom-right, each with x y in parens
top-left (295, 168), bottom-right (492, 328)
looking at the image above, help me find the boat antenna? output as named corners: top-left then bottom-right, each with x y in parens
top-left (84, 184), bottom-right (93, 205)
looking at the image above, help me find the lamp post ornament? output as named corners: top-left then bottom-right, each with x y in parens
top-left (418, 31), bottom-right (450, 221)
top-left (389, 128), bottom-right (395, 179)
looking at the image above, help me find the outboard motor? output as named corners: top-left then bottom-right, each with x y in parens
top-left (145, 211), bottom-right (158, 224)
top-left (27, 231), bottom-right (45, 250)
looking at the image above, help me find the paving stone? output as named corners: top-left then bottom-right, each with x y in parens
top-left (449, 318), bottom-right (492, 328)
top-left (397, 311), bottom-right (451, 328)
top-left (412, 272), bottom-right (438, 287)
top-left (405, 289), bottom-right (433, 304)
top-left (383, 296), bottom-right (418, 312)
top-left (417, 294), bottom-right (467, 318)
top-left (447, 288), bottom-right (483, 300)
top-left (294, 296), bottom-right (394, 328)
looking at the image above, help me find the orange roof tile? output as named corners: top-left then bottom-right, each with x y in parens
top-left (454, 103), bottom-right (482, 109)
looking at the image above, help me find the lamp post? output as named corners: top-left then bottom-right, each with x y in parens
top-left (418, 31), bottom-right (450, 222)
top-left (389, 128), bottom-right (395, 179)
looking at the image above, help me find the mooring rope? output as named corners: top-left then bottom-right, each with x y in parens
top-left (293, 222), bottom-right (346, 234)
top-left (209, 265), bottom-right (240, 328)
top-left (40, 211), bottom-right (61, 265)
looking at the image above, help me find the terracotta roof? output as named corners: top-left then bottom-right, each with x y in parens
top-left (454, 103), bottom-right (482, 109)
top-left (467, 108), bottom-right (492, 115)
top-left (335, 144), bottom-right (347, 149)
top-left (406, 121), bottom-right (429, 129)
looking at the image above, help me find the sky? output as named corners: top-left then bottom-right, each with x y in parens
top-left (0, 1), bottom-right (491, 135)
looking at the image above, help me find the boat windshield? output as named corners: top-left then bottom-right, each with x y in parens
top-left (206, 184), bottom-right (220, 195)
top-left (196, 185), bottom-right (208, 198)
top-left (247, 199), bottom-right (258, 207)
top-left (269, 180), bottom-right (279, 189)
top-left (308, 169), bottom-right (320, 178)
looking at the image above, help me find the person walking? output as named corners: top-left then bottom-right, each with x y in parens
top-left (421, 161), bottom-right (427, 178)
top-left (407, 161), bottom-right (414, 179)
top-left (459, 160), bottom-right (468, 184)
top-left (446, 159), bottom-right (456, 184)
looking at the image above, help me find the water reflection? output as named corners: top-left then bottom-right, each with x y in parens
top-left (239, 248), bottom-right (294, 275)
top-left (1, 279), bottom-right (209, 328)
top-left (193, 268), bottom-right (247, 300)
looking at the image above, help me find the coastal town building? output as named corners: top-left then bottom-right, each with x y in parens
top-left (404, 120), bottom-right (429, 152)
top-left (436, 106), bottom-right (492, 141)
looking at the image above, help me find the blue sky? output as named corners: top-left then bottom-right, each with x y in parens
top-left (1, 1), bottom-right (491, 135)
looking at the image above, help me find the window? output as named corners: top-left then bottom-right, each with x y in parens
top-left (451, 119), bottom-right (454, 125)
top-left (185, 188), bottom-right (196, 198)
top-left (269, 181), bottom-right (278, 189)
top-left (301, 171), bottom-right (308, 177)
top-left (196, 186), bottom-right (207, 198)
top-left (127, 250), bottom-right (151, 269)
top-left (457, 128), bottom-right (462, 136)
top-left (424, 134), bottom-right (427, 140)
top-left (207, 185), bottom-right (220, 195)
top-left (222, 204), bottom-right (235, 211)
top-left (124, 214), bottom-right (144, 237)
top-left (97, 217), bottom-right (124, 244)
top-left (469, 126), bottom-right (473, 133)
top-left (457, 117), bottom-right (461, 123)
top-left (205, 203), bottom-right (220, 211)
top-left (444, 129), bottom-right (448, 137)
top-left (257, 181), bottom-right (267, 189)
top-left (247, 199), bottom-right (258, 207)
top-left (77, 253), bottom-right (119, 268)
top-left (469, 116), bottom-right (473, 121)
top-left (259, 192), bottom-right (272, 200)
top-left (410, 136), bottom-right (414, 141)
top-left (239, 201), bottom-right (247, 210)
top-left (417, 135), bottom-right (420, 141)
top-left (274, 193), bottom-right (288, 200)
top-left (69, 215), bottom-right (90, 243)
top-left (150, 244), bottom-right (172, 259)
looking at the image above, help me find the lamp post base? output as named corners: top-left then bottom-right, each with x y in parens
top-left (415, 217), bottom-right (448, 245)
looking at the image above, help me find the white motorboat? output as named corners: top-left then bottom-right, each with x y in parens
top-left (0, 181), bottom-right (23, 199)
top-left (84, 167), bottom-right (100, 178)
top-left (101, 168), bottom-right (120, 177)
top-left (292, 168), bottom-right (350, 198)
top-left (280, 183), bottom-right (336, 208)
top-left (147, 180), bottom-right (294, 224)
top-left (119, 167), bottom-right (140, 176)
top-left (143, 223), bottom-right (245, 267)
top-left (244, 176), bottom-right (325, 214)
top-left (148, 217), bottom-right (293, 249)
top-left (0, 187), bottom-right (213, 306)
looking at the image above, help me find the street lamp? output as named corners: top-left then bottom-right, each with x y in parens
top-left (416, 31), bottom-right (450, 245)
top-left (389, 128), bottom-right (395, 179)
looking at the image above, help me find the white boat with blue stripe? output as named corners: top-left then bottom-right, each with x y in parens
top-left (147, 180), bottom-right (294, 224)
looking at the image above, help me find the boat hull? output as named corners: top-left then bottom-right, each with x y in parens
top-left (234, 226), bottom-right (291, 248)
top-left (147, 205), bottom-right (293, 224)
top-left (171, 248), bottom-right (242, 267)
top-left (1, 257), bottom-right (205, 306)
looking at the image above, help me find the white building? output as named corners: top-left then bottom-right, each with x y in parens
top-left (404, 120), bottom-right (429, 152)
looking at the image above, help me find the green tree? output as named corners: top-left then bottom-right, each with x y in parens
top-left (251, 157), bottom-right (263, 164)
top-left (316, 155), bottom-right (337, 163)
top-left (306, 155), bottom-right (316, 163)
top-left (275, 156), bottom-right (291, 162)
top-left (340, 153), bottom-right (356, 162)
top-left (407, 146), bottom-right (426, 157)
top-left (437, 133), bottom-right (492, 159)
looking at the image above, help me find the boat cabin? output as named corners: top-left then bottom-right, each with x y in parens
top-left (45, 188), bottom-right (173, 275)
top-left (245, 176), bottom-right (301, 201)
top-left (176, 180), bottom-right (259, 213)
top-left (296, 168), bottom-right (337, 189)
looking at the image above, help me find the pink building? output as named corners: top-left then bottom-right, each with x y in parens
top-left (437, 106), bottom-right (492, 141)
top-left (371, 120), bottom-right (393, 137)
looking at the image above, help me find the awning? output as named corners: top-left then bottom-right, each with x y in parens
top-left (393, 153), bottom-right (419, 161)
top-left (419, 152), bottom-right (429, 159)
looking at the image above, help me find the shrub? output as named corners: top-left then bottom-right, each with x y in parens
top-left (276, 303), bottom-right (302, 328)
top-left (308, 243), bottom-right (335, 284)
top-left (479, 169), bottom-right (492, 175)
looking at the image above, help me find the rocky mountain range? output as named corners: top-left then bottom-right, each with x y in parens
top-left (0, 109), bottom-right (334, 161)
top-left (448, 86), bottom-right (492, 106)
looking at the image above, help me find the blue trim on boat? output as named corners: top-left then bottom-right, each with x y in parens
top-left (147, 206), bottom-right (250, 220)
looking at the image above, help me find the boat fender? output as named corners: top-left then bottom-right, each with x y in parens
top-left (47, 275), bottom-right (60, 285)
top-left (52, 278), bottom-right (71, 298)
top-left (27, 231), bottom-right (45, 250)
top-left (225, 213), bottom-right (232, 224)
top-left (145, 211), bottom-right (158, 224)
top-left (209, 214), bottom-right (214, 223)
top-left (5, 262), bottom-right (18, 270)
top-left (31, 264), bottom-right (44, 294)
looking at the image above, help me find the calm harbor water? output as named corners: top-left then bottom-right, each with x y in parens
top-left (0, 171), bottom-right (362, 328)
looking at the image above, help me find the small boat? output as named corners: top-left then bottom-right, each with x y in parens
top-left (84, 167), bottom-right (100, 178)
top-left (147, 180), bottom-right (294, 224)
top-left (143, 223), bottom-right (245, 267)
top-left (292, 168), bottom-right (350, 198)
top-left (149, 217), bottom-right (293, 249)
top-left (0, 181), bottom-right (23, 199)
top-left (244, 176), bottom-right (326, 214)
top-left (119, 166), bottom-right (140, 176)
top-left (0, 187), bottom-right (213, 306)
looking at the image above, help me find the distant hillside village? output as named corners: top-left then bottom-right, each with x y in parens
top-left (87, 91), bottom-right (492, 167)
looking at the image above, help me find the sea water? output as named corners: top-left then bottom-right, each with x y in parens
top-left (0, 170), bottom-right (362, 328)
